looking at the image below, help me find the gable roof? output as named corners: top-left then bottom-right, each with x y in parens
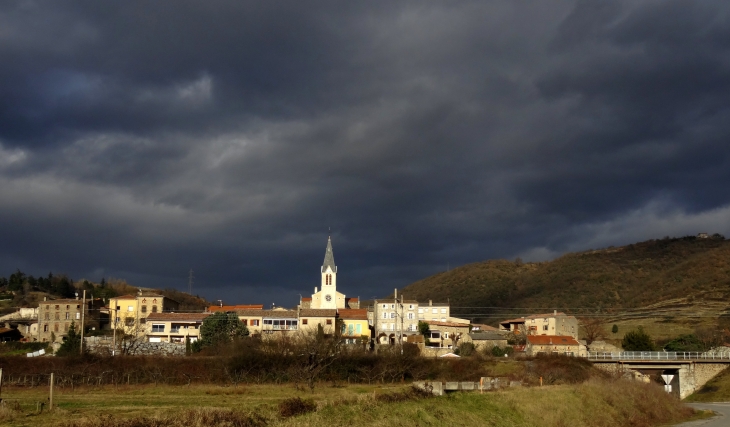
top-left (469, 332), bottom-right (507, 341)
top-left (208, 305), bottom-right (263, 312)
top-left (337, 309), bottom-right (368, 320)
top-left (525, 312), bottom-right (569, 319)
top-left (426, 321), bottom-right (471, 328)
top-left (146, 313), bottom-right (211, 322)
top-left (300, 309), bottom-right (336, 317)
top-left (526, 335), bottom-right (580, 346)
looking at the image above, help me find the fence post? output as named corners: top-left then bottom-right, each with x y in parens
top-left (49, 373), bottom-right (54, 410)
top-left (0, 367), bottom-right (3, 400)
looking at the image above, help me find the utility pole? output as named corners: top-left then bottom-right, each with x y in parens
top-left (80, 290), bottom-right (86, 356)
top-left (400, 294), bottom-right (404, 355)
top-left (188, 269), bottom-right (194, 294)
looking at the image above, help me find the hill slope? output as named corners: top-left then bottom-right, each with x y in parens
top-left (397, 236), bottom-right (730, 325)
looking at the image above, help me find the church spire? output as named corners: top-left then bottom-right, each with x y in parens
top-left (322, 236), bottom-right (336, 273)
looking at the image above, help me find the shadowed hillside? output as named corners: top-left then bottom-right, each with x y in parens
top-left (396, 235), bottom-right (730, 324)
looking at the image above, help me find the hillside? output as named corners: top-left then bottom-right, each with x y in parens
top-left (396, 236), bottom-right (730, 327)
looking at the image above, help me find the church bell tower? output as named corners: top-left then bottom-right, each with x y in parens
top-left (320, 236), bottom-right (337, 309)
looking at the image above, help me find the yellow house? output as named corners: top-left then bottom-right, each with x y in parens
top-left (337, 309), bottom-right (370, 345)
top-left (233, 309), bottom-right (265, 335)
top-left (109, 293), bottom-right (179, 337)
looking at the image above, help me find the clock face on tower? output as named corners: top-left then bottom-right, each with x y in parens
top-left (325, 295), bottom-right (332, 302)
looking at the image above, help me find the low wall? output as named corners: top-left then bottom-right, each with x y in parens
top-left (84, 336), bottom-right (186, 356)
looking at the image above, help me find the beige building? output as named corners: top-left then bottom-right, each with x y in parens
top-left (109, 293), bottom-right (180, 337)
top-left (525, 335), bottom-right (586, 357)
top-left (37, 298), bottom-right (102, 343)
top-left (424, 320), bottom-right (471, 348)
top-left (499, 311), bottom-right (579, 339)
top-left (145, 313), bottom-right (210, 343)
top-left (299, 309), bottom-right (337, 333)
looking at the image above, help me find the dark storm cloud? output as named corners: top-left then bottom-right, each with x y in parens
top-left (1, 0), bottom-right (730, 306)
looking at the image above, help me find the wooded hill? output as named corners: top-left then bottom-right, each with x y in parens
top-left (395, 235), bottom-right (730, 324)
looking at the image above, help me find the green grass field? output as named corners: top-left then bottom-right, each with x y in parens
top-left (0, 378), bottom-right (696, 427)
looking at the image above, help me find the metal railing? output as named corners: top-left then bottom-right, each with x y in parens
top-left (585, 351), bottom-right (730, 361)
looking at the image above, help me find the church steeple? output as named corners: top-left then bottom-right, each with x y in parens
top-left (322, 236), bottom-right (336, 273)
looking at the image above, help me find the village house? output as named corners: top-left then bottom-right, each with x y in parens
top-left (37, 297), bottom-right (103, 343)
top-left (337, 308), bottom-right (370, 344)
top-left (145, 312), bottom-right (210, 343)
top-left (525, 335), bottom-right (586, 357)
top-left (468, 331), bottom-right (509, 350)
top-left (108, 292), bottom-right (180, 338)
top-left (499, 311), bottom-right (579, 339)
top-left (424, 320), bottom-right (471, 348)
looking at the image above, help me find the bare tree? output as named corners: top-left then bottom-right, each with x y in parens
top-left (580, 318), bottom-right (606, 345)
top-left (290, 324), bottom-right (342, 392)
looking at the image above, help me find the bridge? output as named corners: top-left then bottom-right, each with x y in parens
top-left (585, 352), bottom-right (730, 399)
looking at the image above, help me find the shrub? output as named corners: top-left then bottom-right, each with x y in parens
top-left (622, 327), bottom-right (656, 351)
top-left (279, 397), bottom-right (316, 418)
top-left (526, 355), bottom-right (597, 385)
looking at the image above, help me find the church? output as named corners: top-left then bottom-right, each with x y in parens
top-left (299, 236), bottom-right (360, 310)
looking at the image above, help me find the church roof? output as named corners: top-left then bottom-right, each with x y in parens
top-left (322, 236), bottom-right (337, 273)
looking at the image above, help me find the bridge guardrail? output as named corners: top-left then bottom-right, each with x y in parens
top-left (585, 351), bottom-right (730, 360)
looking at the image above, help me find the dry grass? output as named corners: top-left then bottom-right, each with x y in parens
top-left (0, 378), bottom-right (696, 427)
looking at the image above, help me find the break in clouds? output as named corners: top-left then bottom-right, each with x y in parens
top-left (1, 0), bottom-right (729, 306)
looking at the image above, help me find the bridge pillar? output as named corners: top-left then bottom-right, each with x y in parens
top-left (678, 363), bottom-right (727, 399)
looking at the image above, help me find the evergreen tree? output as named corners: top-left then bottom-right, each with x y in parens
top-left (56, 323), bottom-right (82, 357)
top-left (612, 324), bottom-right (619, 334)
top-left (195, 312), bottom-right (248, 351)
top-left (622, 326), bottom-right (656, 351)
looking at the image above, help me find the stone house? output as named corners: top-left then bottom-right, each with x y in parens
top-left (425, 320), bottom-right (471, 348)
top-left (37, 297), bottom-right (102, 343)
top-left (468, 332), bottom-right (508, 350)
top-left (525, 335), bottom-right (586, 357)
top-left (499, 311), bottom-right (579, 339)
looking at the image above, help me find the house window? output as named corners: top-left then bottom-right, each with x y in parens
top-left (152, 306), bottom-right (158, 313)
top-left (54, 313), bottom-right (60, 320)
top-left (432, 309), bottom-right (437, 314)
top-left (418, 308), bottom-right (423, 313)
top-left (77, 305), bottom-right (80, 309)
top-left (44, 313), bottom-right (50, 320)
top-left (250, 319), bottom-right (259, 326)
top-left (326, 319), bottom-right (332, 325)
top-left (65, 312), bottom-right (70, 320)
top-left (141, 305), bottom-right (147, 313)
top-left (409, 304), bottom-right (414, 310)
top-left (348, 324), bottom-right (354, 335)
top-left (66, 305), bottom-right (70, 309)
top-left (240, 319), bottom-right (247, 325)
top-left (151, 324), bottom-right (165, 333)
top-left (43, 325), bottom-right (49, 332)
top-left (543, 325), bottom-right (549, 331)
top-left (302, 319), bottom-right (308, 325)
top-left (127, 306), bottom-right (134, 312)
top-left (382, 304), bottom-right (387, 309)
top-left (441, 308), bottom-right (446, 314)
top-left (407, 313), bottom-right (414, 320)
top-left (390, 313), bottom-right (396, 319)
top-left (64, 324), bottom-right (69, 332)
top-left (441, 318), bottom-right (446, 322)
top-left (75, 312), bottom-right (81, 320)
top-left (125, 317), bottom-right (134, 326)
top-left (382, 313), bottom-right (388, 319)
top-left (46, 305), bottom-right (50, 310)
top-left (54, 324), bottom-right (59, 332)
top-left (55, 305), bottom-right (59, 310)
top-left (444, 333), bottom-right (449, 339)
top-left (116, 306), bottom-right (120, 310)
top-left (356, 324), bottom-right (361, 334)
top-left (140, 318), bottom-right (146, 324)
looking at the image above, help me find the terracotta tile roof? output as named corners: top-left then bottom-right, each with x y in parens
top-left (426, 321), bottom-right (471, 328)
top-left (469, 332), bottom-right (506, 340)
top-left (208, 305), bottom-right (263, 312)
top-left (345, 297), bottom-right (359, 302)
top-left (301, 297), bottom-right (312, 301)
top-left (146, 313), bottom-right (211, 322)
top-left (337, 309), bottom-right (368, 320)
top-left (113, 295), bottom-right (138, 300)
top-left (300, 309), bottom-right (336, 317)
top-left (526, 335), bottom-right (580, 346)
top-left (471, 324), bottom-right (499, 331)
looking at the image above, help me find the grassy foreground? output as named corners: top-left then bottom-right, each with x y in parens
top-left (0, 378), bottom-right (694, 427)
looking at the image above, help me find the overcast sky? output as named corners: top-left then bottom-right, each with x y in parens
top-left (1, 1), bottom-right (729, 307)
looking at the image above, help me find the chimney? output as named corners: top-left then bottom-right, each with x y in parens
top-left (429, 300), bottom-right (432, 306)
top-left (554, 310), bottom-right (557, 316)
top-left (394, 289), bottom-right (397, 299)
top-left (44, 296), bottom-right (47, 301)
top-left (315, 287), bottom-right (318, 294)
